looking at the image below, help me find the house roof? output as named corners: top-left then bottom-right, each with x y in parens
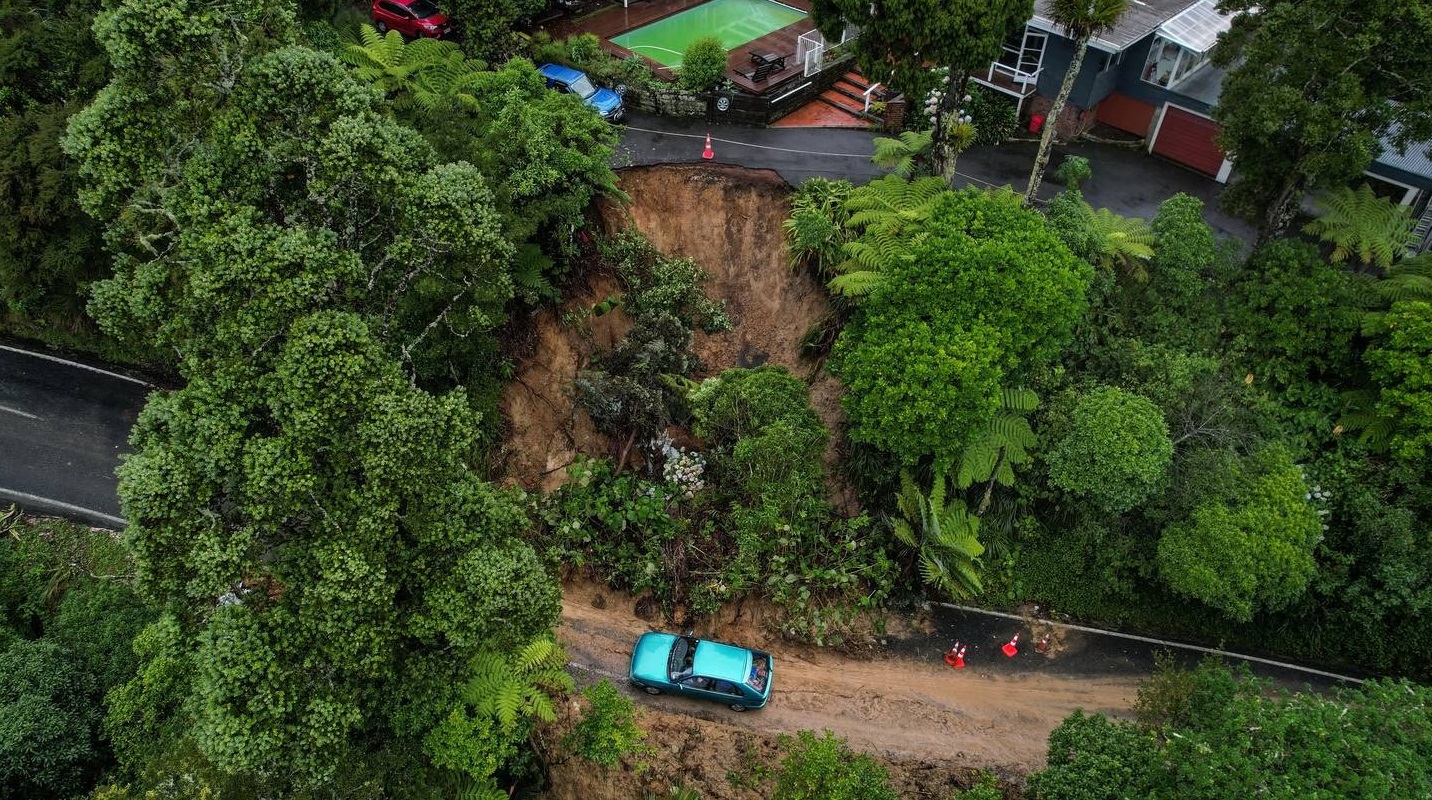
top-left (1159, 0), bottom-right (1233, 53)
top-left (1032, 0), bottom-right (1216, 53)
top-left (1376, 125), bottom-right (1432, 181)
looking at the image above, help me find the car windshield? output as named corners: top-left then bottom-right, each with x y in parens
top-left (745, 653), bottom-right (769, 692)
top-left (568, 75), bottom-right (598, 99)
top-left (408, 0), bottom-right (441, 17)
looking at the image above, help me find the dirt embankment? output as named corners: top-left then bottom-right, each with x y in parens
top-left (497, 163), bottom-right (844, 493)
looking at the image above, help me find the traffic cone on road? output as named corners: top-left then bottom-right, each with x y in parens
top-left (943, 641), bottom-right (962, 668)
top-left (702, 133), bottom-right (714, 160)
top-left (954, 645), bottom-right (966, 669)
top-left (1002, 633), bottom-right (1020, 658)
top-left (1035, 633), bottom-right (1051, 654)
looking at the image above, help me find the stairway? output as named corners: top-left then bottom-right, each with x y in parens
top-left (1411, 198), bottom-right (1432, 255)
top-left (816, 68), bottom-right (883, 124)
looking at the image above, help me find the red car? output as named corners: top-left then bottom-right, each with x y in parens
top-left (371, 0), bottom-right (450, 37)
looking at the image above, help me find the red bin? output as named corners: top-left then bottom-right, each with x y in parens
top-left (1028, 114), bottom-right (1045, 133)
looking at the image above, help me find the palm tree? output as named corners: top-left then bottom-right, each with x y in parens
top-left (1024, 0), bottom-right (1129, 203)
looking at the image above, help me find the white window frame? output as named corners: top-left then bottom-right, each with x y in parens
top-left (1141, 36), bottom-right (1208, 89)
top-left (1361, 171), bottom-right (1421, 206)
top-left (997, 27), bottom-right (1047, 79)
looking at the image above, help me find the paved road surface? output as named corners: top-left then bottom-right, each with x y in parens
top-left (0, 345), bottom-right (151, 526)
top-left (615, 110), bottom-right (1257, 243)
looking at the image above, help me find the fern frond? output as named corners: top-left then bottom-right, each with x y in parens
top-left (947, 559), bottom-right (984, 598)
top-left (891, 518), bottom-right (918, 548)
top-left (955, 440), bottom-right (996, 489)
top-left (871, 129), bottom-right (934, 179)
top-left (517, 637), bottom-right (564, 673)
top-left (1001, 386), bottom-right (1039, 413)
top-left (493, 682), bottom-right (526, 731)
top-left (827, 269), bottom-right (884, 297)
top-left (462, 652), bottom-right (508, 704)
top-left (526, 687), bottom-right (560, 724)
top-left (1304, 185), bottom-right (1417, 268)
top-left (457, 779), bottom-right (508, 800)
top-left (896, 469), bottom-right (920, 520)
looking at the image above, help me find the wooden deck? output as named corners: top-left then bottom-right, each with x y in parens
top-left (542, 0), bottom-right (817, 96)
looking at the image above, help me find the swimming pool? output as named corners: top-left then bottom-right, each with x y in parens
top-left (610, 0), bottom-right (807, 68)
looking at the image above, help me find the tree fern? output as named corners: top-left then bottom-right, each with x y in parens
top-left (826, 175), bottom-right (946, 297)
top-left (342, 25), bottom-right (484, 116)
top-left (1364, 254), bottom-right (1432, 334)
top-left (954, 387), bottom-right (1039, 498)
top-left (457, 779), bottom-right (509, 800)
top-left (827, 269), bottom-right (887, 297)
top-left (892, 471), bottom-right (984, 600)
top-left (1338, 388), bottom-right (1397, 453)
top-left (460, 635), bottom-right (574, 734)
top-left (1089, 207), bottom-right (1155, 279)
top-left (1304, 184), bottom-right (1417, 269)
top-left (871, 129), bottom-right (934, 179)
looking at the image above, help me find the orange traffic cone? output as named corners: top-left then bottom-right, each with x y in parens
top-left (702, 133), bottom-right (714, 160)
top-left (1002, 633), bottom-right (1020, 658)
top-left (954, 645), bottom-right (966, 669)
top-left (943, 641), bottom-right (962, 668)
top-left (1035, 633), bottom-right (1051, 654)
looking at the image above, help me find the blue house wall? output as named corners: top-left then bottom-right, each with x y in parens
top-left (1034, 36), bottom-right (1122, 109)
top-left (1110, 36), bottom-right (1215, 115)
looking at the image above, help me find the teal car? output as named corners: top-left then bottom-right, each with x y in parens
top-left (629, 632), bottom-right (773, 711)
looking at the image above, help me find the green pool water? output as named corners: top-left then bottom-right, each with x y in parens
top-left (611, 0), bottom-right (807, 67)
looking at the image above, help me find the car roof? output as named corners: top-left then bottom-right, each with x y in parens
top-left (538, 63), bottom-right (585, 83)
top-left (693, 640), bottom-right (752, 683)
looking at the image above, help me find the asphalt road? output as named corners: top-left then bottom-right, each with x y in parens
top-left (0, 345), bottom-right (151, 527)
top-left (615, 110), bottom-right (1258, 243)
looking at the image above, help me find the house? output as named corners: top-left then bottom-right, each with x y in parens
top-left (972, 0), bottom-right (1235, 179)
top-left (970, 0), bottom-right (1432, 246)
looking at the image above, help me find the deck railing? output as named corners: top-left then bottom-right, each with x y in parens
top-left (981, 62), bottom-right (1042, 92)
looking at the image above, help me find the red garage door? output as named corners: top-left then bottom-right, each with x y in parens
top-left (1151, 105), bottom-right (1225, 176)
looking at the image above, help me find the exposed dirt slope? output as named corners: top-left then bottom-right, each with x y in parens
top-left (498, 164), bottom-right (844, 493)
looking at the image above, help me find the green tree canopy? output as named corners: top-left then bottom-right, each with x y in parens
top-left (1212, 0), bottom-right (1432, 236)
top-left (830, 187), bottom-right (1091, 469)
top-left (1031, 661), bottom-right (1432, 799)
top-left (118, 312), bottom-right (559, 784)
top-left (1360, 300), bottom-right (1432, 462)
top-left (1156, 445), bottom-right (1320, 621)
top-left (1047, 386), bottom-right (1173, 513)
top-left (0, 640), bottom-right (103, 799)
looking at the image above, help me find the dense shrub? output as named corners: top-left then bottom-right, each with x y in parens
top-left (772, 730), bottom-right (898, 800)
top-left (0, 639), bottom-right (103, 799)
top-left (830, 188), bottom-right (1092, 470)
top-left (1156, 445), bottom-right (1321, 621)
top-left (677, 36), bottom-right (726, 92)
top-left (1047, 386), bottom-right (1173, 513)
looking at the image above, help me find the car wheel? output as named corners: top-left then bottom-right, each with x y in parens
top-left (375, 20), bottom-right (388, 32)
top-left (729, 703), bottom-right (747, 712)
top-left (644, 686), bottom-right (661, 695)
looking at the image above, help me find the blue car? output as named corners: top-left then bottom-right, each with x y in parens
top-left (537, 63), bottom-right (625, 122)
top-left (629, 632), bottom-right (773, 711)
